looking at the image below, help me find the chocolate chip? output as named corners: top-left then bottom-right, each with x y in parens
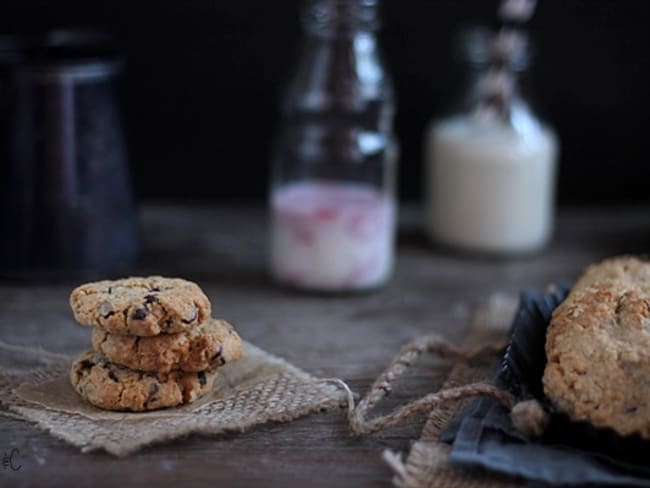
top-left (107, 287), bottom-right (112, 294)
top-left (150, 286), bottom-right (161, 292)
top-left (99, 301), bottom-right (114, 319)
top-left (626, 406), bottom-right (638, 413)
top-left (79, 360), bottom-right (94, 370)
top-left (211, 344), bottom-right (223, 361)
top-left (197, 371), bottom-right (207, 385)
top-left (143, 294), bottom-right (158, 304)
top-left (182, 306), bottom-right (198, 324)
top-left (150, 382), bottom-right (160, 396)
top-left (108, 370), bottom-right (119, 382)
top-left (131, 307), bottom-right (148, 320)
top-left (615, 299), bottom-right (624, 315)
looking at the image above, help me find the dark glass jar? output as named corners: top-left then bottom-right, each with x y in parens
top-left (270, 0), bottom-right (398, 292)
top-left (0, 31), bottom-right (138, 279)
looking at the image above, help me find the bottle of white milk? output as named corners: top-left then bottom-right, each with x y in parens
top-left (424, 28), bottom-right (558, 255)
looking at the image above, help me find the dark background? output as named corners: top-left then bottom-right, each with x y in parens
top-left (1, 0), bottom-right (648, 204)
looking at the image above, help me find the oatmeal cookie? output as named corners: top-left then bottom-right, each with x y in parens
top-left (543, 259), bottom-right (650, 438)
top-left (573, 255), bottom-right (650, 291)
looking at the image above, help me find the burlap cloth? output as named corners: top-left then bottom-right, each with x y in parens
top-left (0, 341), bottom-right (345, 456)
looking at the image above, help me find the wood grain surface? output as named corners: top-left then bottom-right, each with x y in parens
top-left (1, 205), bottom-right (648, 487)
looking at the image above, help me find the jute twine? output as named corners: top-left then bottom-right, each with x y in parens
top-left (331, 334), bottom-right (515, 436)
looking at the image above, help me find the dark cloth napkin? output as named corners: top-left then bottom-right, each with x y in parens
top-left (441, 287), bottom-right (650, 487)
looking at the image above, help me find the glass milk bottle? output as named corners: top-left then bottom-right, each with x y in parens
top-left (270, 0), bottom-right (398, 292)
top-left (424, 29), bottom-right (558, 255)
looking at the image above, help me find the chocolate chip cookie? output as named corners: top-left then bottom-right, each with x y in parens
top-left (70, 277), bottom-right (211, 336)
top-left (91, 318), bottom-right (243, 373)
top-left (70, 350), bottom-right (217, 411)
top-left (543, 257), bottom-right (650, 438)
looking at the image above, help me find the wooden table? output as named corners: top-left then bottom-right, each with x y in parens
top-left (1, 205), bottom-right (648, 487)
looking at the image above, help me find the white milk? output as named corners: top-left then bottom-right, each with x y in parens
top-left (424, 109), bottom-right (558, 254)
top-left (270, 182), bottom-right (395, 291)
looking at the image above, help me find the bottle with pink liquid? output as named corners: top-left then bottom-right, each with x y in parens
top-left (270, 0), bottom-right (398, 292)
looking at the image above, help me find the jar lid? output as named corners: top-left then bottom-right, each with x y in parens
top-left (15, 29), bottom-right (123, 82)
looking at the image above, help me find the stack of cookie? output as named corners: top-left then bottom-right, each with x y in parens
top-left (68, 277), bottom-right (243, 412)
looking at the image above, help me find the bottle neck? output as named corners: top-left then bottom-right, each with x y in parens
top-left (469, 65), bottom-right (522, 110)
top-left (285, 0), bottom-right (392, 115)
top-left (454, 62), bottom-right (548, 137)
top-left (455, 27), bottom-right (534, 122)
top-left (301, 0), bottom-right (380, 39)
